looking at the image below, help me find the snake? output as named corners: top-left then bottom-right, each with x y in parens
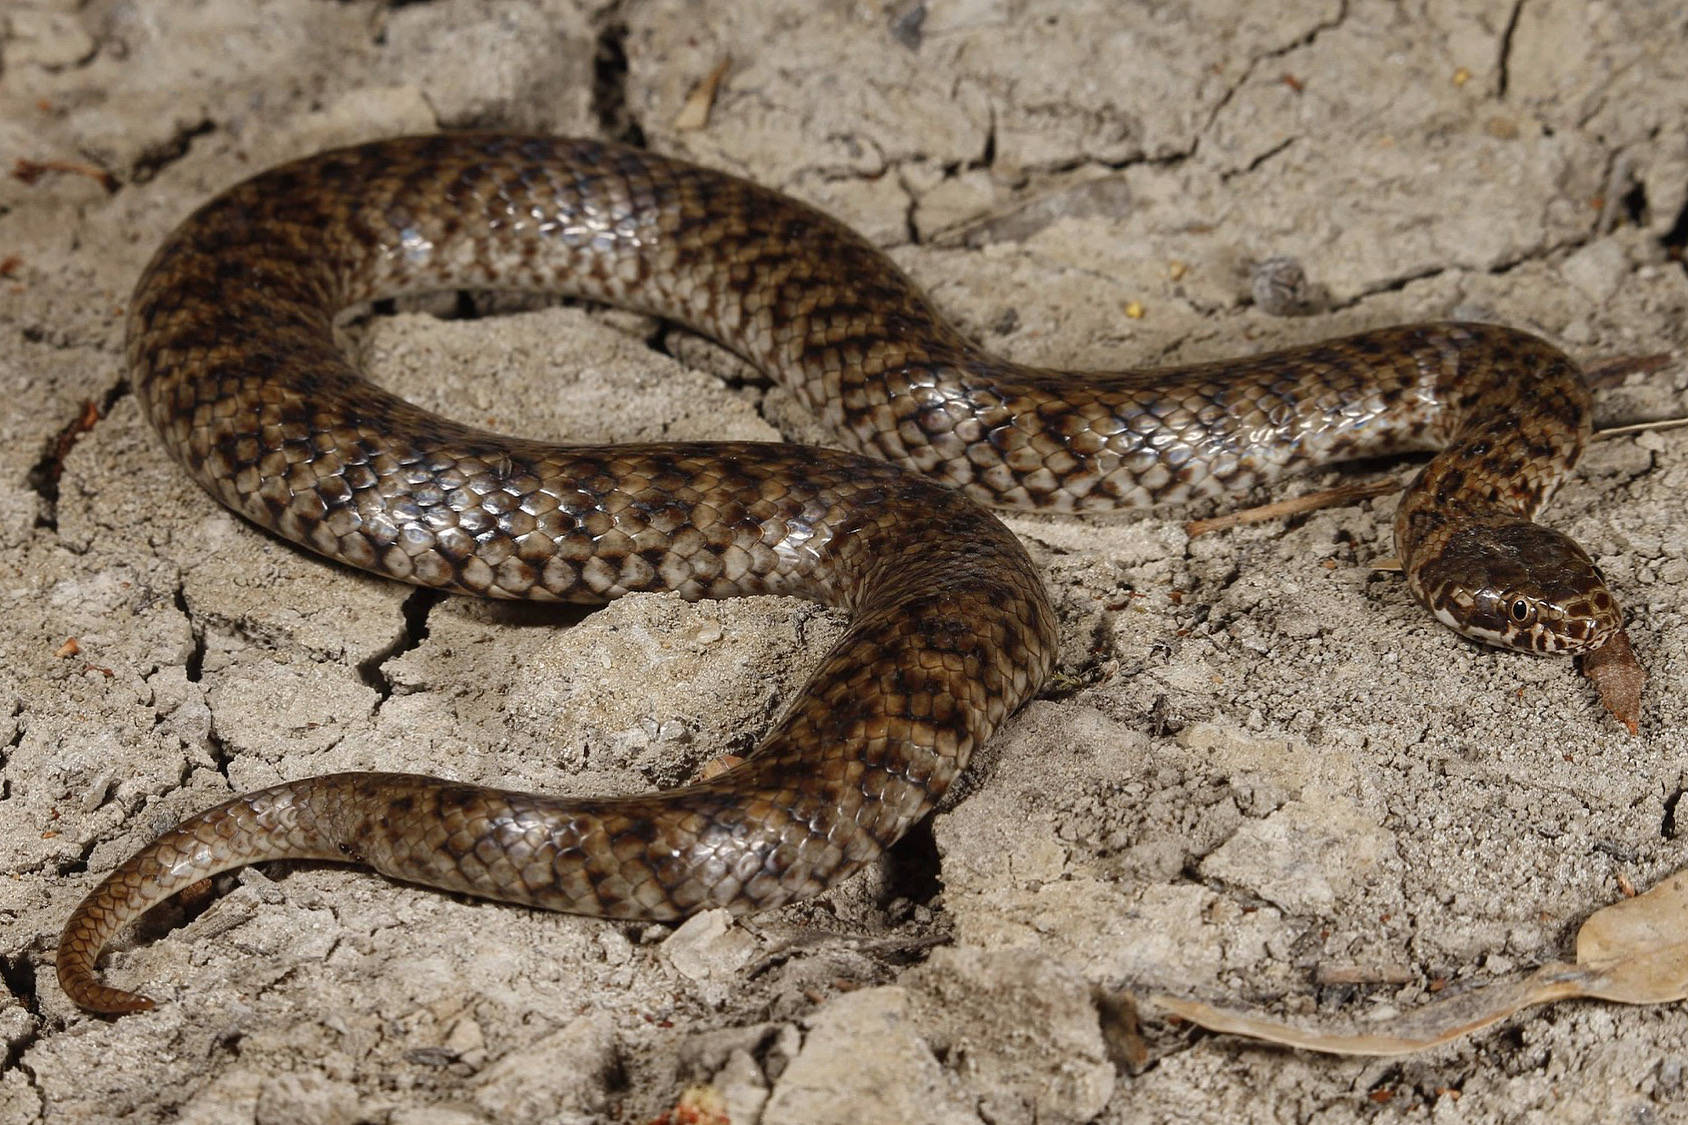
top-left (56, 134), bottom-right (1624, 1014)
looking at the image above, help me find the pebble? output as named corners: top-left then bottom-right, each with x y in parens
top-left (762, 989), bottom-right (979, 1125)
top-left (470, 1015), bottom-right (616, 1121)
top-left (1250, 255), bottom-right (1317, 315)
top-left (1560, 239), bottom-right (1628, 305)
top-left (662, 909), bottom-right (757, 981)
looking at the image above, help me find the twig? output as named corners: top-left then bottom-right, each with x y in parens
top-left (1184, 478), bottom-right (1399, 538)
top-left (12, 156), bottom-right (118, 193)
top-left (1584, 352), bottom-right (1674, 389)
top-left (1594, 416), bottom-right (1688, 442)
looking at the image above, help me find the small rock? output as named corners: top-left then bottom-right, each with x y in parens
top-left (908, 946), bottom-right (1115, 1123)
top-left (1198, 798), bottom-right (1396, 914)
top-left (1483, 953), bottom-right (1517, 975)
top-left (763, 989), bottom-right (979, 1125)
top-left (1250, 255), bottom-right (1319, 316)
top-left (764, 1023), bottom-right (803, 1082)
top-left (662, 909), bottom-right (757, 982)
top-left (714, 1049), bottom-right (771, 1125)
top-left (442, 1014), bottom-right (487, 1067)
top-left (78, 766), bottom-right (115, 812)
top-left (0, 1067), bottom-right (43, 1124)
top-left (1560, 239), bottom-right (1628, 305)
top-left (0, 1004), bottom-right (36, 1057)
top-left (597, 927), bottom-right (633, 966)
top-left (471, 1014), bottom-right (615, 1121)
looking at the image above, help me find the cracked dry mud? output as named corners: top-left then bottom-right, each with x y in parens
top-left (3, 1), bottom-right (1688, 1122)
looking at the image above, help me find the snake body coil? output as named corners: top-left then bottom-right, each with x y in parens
top-left (58, 135), bottom-right (1621, 1012)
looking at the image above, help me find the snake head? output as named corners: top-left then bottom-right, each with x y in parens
top-left (1419, 520), bottom-right (1622, 655)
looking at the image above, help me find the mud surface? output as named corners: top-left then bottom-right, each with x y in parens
top-left (3, 1), bottom-right (1688, 1122)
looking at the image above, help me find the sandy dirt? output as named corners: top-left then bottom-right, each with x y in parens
top-left (3, 1), bottom-right (1688, 1122)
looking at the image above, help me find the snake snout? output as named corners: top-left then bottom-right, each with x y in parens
top-left (1433, 521), bottom-right (1621, 655)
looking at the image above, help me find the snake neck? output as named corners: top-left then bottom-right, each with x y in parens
top-left (1392, 327), bottom-right (1591, 568)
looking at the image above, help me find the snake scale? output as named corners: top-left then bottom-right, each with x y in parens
top-left (58, 134), bottom-right (1623, 1013)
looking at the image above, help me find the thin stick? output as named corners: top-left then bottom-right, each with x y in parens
top-left (12, 156), bottom-right (118, 193)
top-left (1584, 352), bottom-right (1674, 390)
top-left (1594, 416), bottom-right (1688, 441)
top-left (1184, 478), bottom-right (1399, 538)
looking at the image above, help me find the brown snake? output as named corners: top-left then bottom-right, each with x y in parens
top-left (58, 134), bottom-right (1623, 1013)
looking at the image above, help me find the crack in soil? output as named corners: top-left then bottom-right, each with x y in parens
top-left (591, 3), bottom-right (644, 148)
top-left (1496, 0), bottom-right (1526, 99)
top-left (24, 379), bottom-right (130, 533)
top-left (357, 587), bottom-right (442, 705)
top-left (130, 119), bottom-right (215, 185)
top-left (0, 956), bottom-right (43, 1106)
top-left (173, 586), bottom-right (206, 685)
top-left (1327, 226), bottom-right (1598, 312)
top-left (1221, 136), bottom-right (1296, 183)
top-left (1663, 783), bottom-right (1684, 840)
top-left (1195, 0), bottom-right (1351, 145)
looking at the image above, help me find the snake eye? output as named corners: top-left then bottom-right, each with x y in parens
top-left (1509, 597), bottom-right (1535, 624)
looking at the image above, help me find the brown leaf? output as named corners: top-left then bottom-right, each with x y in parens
top-left (1145, 866), bottom-right (1688, 1056)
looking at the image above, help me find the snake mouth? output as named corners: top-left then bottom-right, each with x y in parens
top-left (1440, 585), bottom-right (1622, 655)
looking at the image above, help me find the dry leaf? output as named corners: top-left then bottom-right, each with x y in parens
top-left (674, 58), bottom-right (732, 131)
top-left (1145, 866), bottom-right (1688, 1055)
